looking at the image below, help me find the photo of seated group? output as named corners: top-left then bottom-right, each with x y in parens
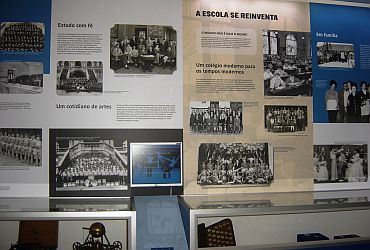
top-left (110, 24), bottom-right (176, 74)
top-left (130, 142), bottom-right (182, 187)
top-left (324, 80), bottom-right (370, 123)
top-left (189, 101), bottom-right (243, 135)
top-left (263, 30), bottom-right (312, 96)
top-left (0, 22), bottom-right (45, 52)
top-left (264, 105), bottom-right (308, 133)
top-left (317, 42), bottom-right (355, 68)
top-left (0, 61), bottom-right (43, 94)
top-left (314, 144), bottom-right (368, 183)
top-left (0, 128), bottom-right (42, 168)
top-left (52, 130), bottom-right (129, 194)
top-left (56, 61), bottom-right (103, 96)
top-left (197, 143), bottom-right (273, 186)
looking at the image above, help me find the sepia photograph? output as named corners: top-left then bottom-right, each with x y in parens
top-left (0, 128), bottom-right (42, 168)
top-left (189, 101), bottom-right (243, 135)
top-left (110, 24), bottom-right (176, 74)
top-left (263, 30), bottom-right (312, 96)
top-left (56, 61), bottom-right (103, 96)
top-left (0, 61), bottom-right (43, 94)
top-left (52, 130), bottom-right (129, 194)
top-left (317, 42), bottom-right (355, 68)
top-left (197, 143), bottom-right (273, 186)
top-left (264, 105), bottom-right (308, 133)
top-left (314, 144), bottom-right (368, 184)
top-left (0, 22), bottom-right (45, 52)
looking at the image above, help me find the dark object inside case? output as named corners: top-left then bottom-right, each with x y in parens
top-left (198, 218), bottom-right (236, 248)
top-left (9, 220), bottom-right (58, 250)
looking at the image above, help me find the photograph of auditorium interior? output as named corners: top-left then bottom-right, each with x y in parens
top-left (189, 101), bottom-right (243, 135)
top-left (264, 105), bottom-right (308, 133)
top-left (314, 144), bottom-right (368, 184)
top-left (263, 30), bottom-right (312, 96)
top-left (0, 62), bottom-right (43, 94)
top-left (0, 22), bottom-right (44, 52)
top-left (0, 128), bottom-right (42, 167)
top-left (317, 42), bottom-right (355, 68)
top-left (55, 136), bottom-right (128, 191)
top-left (197, 143), bottom-right (273, 186)
top-left (56, 61), bottom-right (103, 96)
top-left (110, 24), bottom-right (176, 74)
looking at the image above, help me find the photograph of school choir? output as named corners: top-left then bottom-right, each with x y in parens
top-left (55, 136), bottom-right (128, 191)
top-left (197, 143), bottom-right (273, 186)
top-left (325, 80), bottom-right (370, 123)
top-left (317, 42), bottom-right (355, 68)
top-left (263, 30), bottom-right (312, 96)
top-left (110, 24), bottom-right (176, 74)
top-left (264, 105), bottom-right (308, 133)
top-left (0, 22), bottom-right (45, 52)
top-left (56, 61), bottom-right (103, 96)
top-left (189, 101), bottom-right (243, 135)
top-left (0, 128), bottom-right (42, 167)
top-left (0, 61), bottom-right (43, 94)
top-left (314, 144), bottom-right (368, 183)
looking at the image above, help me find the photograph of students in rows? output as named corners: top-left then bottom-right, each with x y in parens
top-left (264, 105), bottom-right (307, 133)
top-left (197, 143), bottom-right (273, 186)
top-left (0, 22), bottom-right (45, 52)
top-left (0, 128), bottom-right (42, 167)
top-left (110, 24), bottom-right (176, 74)
top-left (189, 101), bottom-right (242, 135)
top-left (263, 30), bottom-right (312, 96)
top-left (325, 80), bottom-right (370, 123)
top-left (314, 144), bottom-right (367, 183)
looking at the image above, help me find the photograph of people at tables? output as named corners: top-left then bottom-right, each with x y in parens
top-left (263, 30), bottom-right (312, 96)
top-left (110, 24), bottom-right (176, 74)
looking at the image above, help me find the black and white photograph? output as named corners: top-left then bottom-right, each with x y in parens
top-left (56, 61), bottom-right (103, 96)
top-left (0, 128), bottom-right (42, 168)
top-left (0, 61), bottom-right (43, 94)
top-left (197, 200), bottom-right (273, 209)
top-left (314, 144), bottom-right (368, 184)
top-left (324, 80), bottom-right (370, 123)
top-left (189, 101), bottom-right (243, 135)
top-left (197, 143), bottom-right (273, 186)
top-left (51, 130), bottom-right (129, 195)
top-left (264, 105), bottom-right (308, 133)
top-left (317, 42), bottom-right (355, 68)
top-left (263, 30), bottom-right (312, 96)
top-left (0, 22), bottom-right (45, 52)
top-left (110, 24), bottom-right (176, 74)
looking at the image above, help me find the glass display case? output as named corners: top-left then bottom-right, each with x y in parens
top-left (0, 197), bottom-right (136, 250)
top-left (179, 190), bottom-right (370, 249)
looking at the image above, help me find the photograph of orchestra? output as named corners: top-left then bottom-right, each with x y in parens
top-left (317, 42), bottom-right (355, 68)
top-left (197, 143), bottom-right (273, 186)
top-left (0, 22), bottom-right (45, 52)
top-left (0, 128), bottom-right (42, 167)
top-left (264, 105), bottom-right (308, 133)
top-left (324, 80), bottom-right (370, 123)
top-left (56, 61), bottom-right (103, 96)
top-left (263, 30), bottom-right (312, 96)
top-left (110, 24), bottom-right (176, 74)
top-left (130, 143), bottom-right (182, 187)
top-left (54, 131), bottom-right (128, 192)
top-left (189, 101), bottom-right (243, 135)
top-left (314, 144), bottom-right (368, 183)
top-left (0, 61), bottom-right (43, 94)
